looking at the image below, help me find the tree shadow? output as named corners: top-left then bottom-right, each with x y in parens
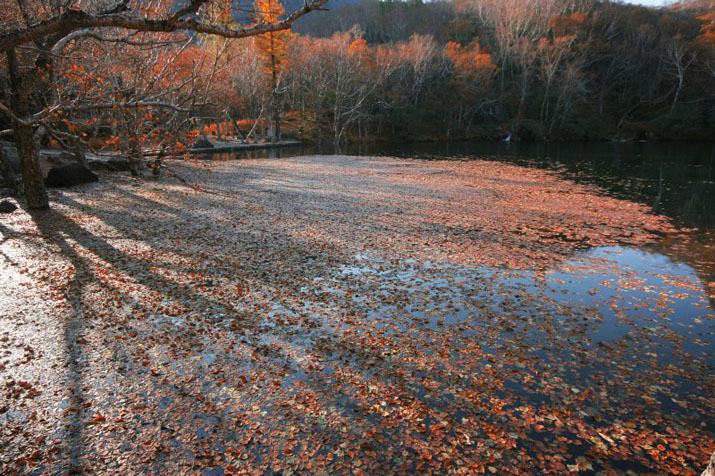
top-left (15, 194), bottom-right (400, 472)
top-left (11, 189), bottom-right (482, 472)
top-left (1, 155), bottom-right (710, 474)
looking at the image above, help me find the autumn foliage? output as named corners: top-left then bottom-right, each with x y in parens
top-left (254, 0), bottom-right (291, 76)
top-left (697, 12), bottom-right (715, 42)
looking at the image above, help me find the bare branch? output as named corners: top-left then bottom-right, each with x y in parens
top-left (51, 28), bottom-right (182, 54)
top-left (60, 101), bottom-right (191, 113)
top-left (0, 101), bottom-right (28, 125)
top-left (0, 0), bottom-right (330, 53)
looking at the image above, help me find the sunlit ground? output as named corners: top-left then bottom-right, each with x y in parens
top-left (0, 155), bottom-right (712, 475)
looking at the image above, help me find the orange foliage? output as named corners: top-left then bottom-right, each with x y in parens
top-left (446, 42), bottom-right (497, 74)
top-left (254, 0), bottom-right (291, 76)
top-left (200, 120), bottom-right (243, 137)
top-left (445, 42), bottom-right (497, 102)
top-left (348, 38), bottom-right (369, 57)
top-left (549, 12), bottom-right (587, 35)
top-left (348, 38), bottom-right (377, 70)
top-left (696, 12), bottom-right (715, 43)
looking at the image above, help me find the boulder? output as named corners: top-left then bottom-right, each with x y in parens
top-left (1, 146), bottom-right (20, 173)
top-left (44, 152), bottom-right (74, 165)
top-left (87, 160), bottom-right (113, 172)
top-left (88, 156), bottom-right (131, 172)
top-left (0, 200), bottom-right (18, 213)
top-left (1, 146), bottom-right (20, 193)
top-left (45, 164), bottom-right (98, 188)
top-left (107, 156), bottom-right (132, 171)
top-left (192, 138), bottom-right (214, 149)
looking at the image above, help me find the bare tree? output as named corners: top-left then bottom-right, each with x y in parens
top-left (288, 30), bottom-right (389, 147)
top-left (0, 0), bottom-right (328, 209)
top-left (664, 38), bottom-right (696, 115)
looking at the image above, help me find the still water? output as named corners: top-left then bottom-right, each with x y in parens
top-left (206, 140), bottom-right (715, 286)
top-left (209, 140), bottom-right (715, 230)
top-left (282, 141), bottom-right (713, 471)
top-left (112, 141), bottom-right (715, 470)
top-left (211, 138), bottom-right (714, 356)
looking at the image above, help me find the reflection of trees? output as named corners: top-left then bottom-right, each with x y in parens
top-left (499, 142), bottom-right (714, 230)
top-left (647, 232), bottom-right (715, 309)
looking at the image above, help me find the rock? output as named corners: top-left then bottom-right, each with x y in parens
top-left (0, 200), bottom-right (18, 213)
top-left (87, 160), bottom-right (113, 172)
top-left (107, 156), bottom-right (131, 171)
top-left (192, 139), bottom-right (214, 149)
top-left (88, 156), bottom-right (131, 172)
top-left (45, 164), bottom-right (98, 188)
top-left (1, 146), bottom-right (20, 173)
top-left (45, 152), bottom-right (73, 165)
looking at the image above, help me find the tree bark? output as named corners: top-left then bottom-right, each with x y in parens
top-left (0, 1), bottom-right (330, 54)
top-left (73, 141), bottom-right (89, 168)
top-left (271, 52), bottom-right (280, 143)
top-left (14, 122), bottom-right (48, 209)
top-left (127, 149), bottom-right (143, 177)
top-left (6, 48), bottom-right (49, 209)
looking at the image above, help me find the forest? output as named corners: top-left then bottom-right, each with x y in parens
top-left (162, 0), bottom-right (709, 146)
top-left (4, 0), bottom-right (715, 160)
top-left (289, 0), bottom-right (715, 143)
top-left (2, 0), bottom-right (715, 210)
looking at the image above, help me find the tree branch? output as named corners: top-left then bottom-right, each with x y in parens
top-left (0, 0), bottom-right (329, 53)
top-left (60, 101), bottom-right (191, 113)
top-left (50, 28), bottom-right (185, 54)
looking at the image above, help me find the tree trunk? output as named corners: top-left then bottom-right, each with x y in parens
top-left (15, 123), bottom-right (48, 209)
top-left (73, 141), bottom-right (89, 168)
top-left (6, 48), bottom-right (49, 209)
top-left (315, 107), bottom-right (322, 146)
top-left (127, 151), bottom-right (143, 177)
top-left (271, 52), bottom-right (280, 143)
top-left (670, 75), bottom-right (683, 116)
top-left (273, 106), bottom-right (280, 143)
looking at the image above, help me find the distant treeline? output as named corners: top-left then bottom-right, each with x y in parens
top-left (15, 0), bottom-right (712, 149)
top-left (276, 0), bottom-right (715, 142)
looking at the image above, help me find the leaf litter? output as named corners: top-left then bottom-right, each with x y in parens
top-left (0, 154), bottom-right (712, 475)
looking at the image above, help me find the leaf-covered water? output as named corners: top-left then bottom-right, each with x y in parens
top-left (0, 153), bottom-right (712, 474)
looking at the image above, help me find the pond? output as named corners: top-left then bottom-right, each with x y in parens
top-left (204, 142), bottom-right (715, 222)
top-left (2, 146), bottom-right (713, 473)
top-left (205, 141), bottom-right (715, 226)
top-left (204, 140), bottom-right (714, 279)
top-left (198, 141), bottom-right (714, 471)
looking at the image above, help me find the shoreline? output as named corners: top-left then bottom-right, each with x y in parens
top-left (189, 139), bottom-right (303, 155)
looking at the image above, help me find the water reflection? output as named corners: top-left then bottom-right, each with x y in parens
top-left (336, 246), bottom-right (713, 368)
top-left (199, 140), bottom-right (715, 298)
top-left (529, 246), bottom-right (713, 354)
top-left (200, 141), bottom-right (715, 230)
top-left (325, 245), bottom-right (715, 450)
